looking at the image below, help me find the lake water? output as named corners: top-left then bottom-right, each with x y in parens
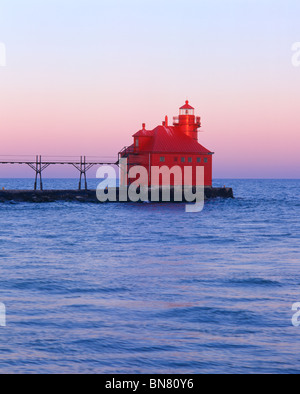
top-left (0, 179), bottom-right (299, 374)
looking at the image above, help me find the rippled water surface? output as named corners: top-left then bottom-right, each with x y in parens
top-left (0, 179), bottom-right (299, 374)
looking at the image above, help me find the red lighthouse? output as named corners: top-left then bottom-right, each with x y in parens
top-left (119, 101), bottom-right (213, 187)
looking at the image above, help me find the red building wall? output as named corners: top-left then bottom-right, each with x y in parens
top-left (150, 154), bottom-right (212, 187)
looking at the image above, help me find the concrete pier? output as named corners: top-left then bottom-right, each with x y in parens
top-left (0, 187), bottom-right (233, 203)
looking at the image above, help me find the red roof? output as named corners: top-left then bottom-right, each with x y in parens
top-left (180, 100), bottom-right (194, 110)
top-left (133, 128), bottom-right (154, 138)
top-left (133, 125), bottom-right (211, 154)
top-left (152, 126), bottom-right (211, 153)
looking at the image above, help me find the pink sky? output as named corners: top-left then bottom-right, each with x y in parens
top-left (0, 0), bottom-right (299, 178)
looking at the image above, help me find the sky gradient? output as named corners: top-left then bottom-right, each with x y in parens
top-left (0, 0), bottom-right (299, 178)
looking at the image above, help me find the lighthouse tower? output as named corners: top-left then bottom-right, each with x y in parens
top-left (173, 100), bottom-right (201, 140)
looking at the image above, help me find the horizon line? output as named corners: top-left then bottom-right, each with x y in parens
top-left (0, 177), bottom-right (299, 180)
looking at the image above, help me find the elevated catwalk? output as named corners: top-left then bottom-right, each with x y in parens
top-left (0, 155), bottom-right (117, 190)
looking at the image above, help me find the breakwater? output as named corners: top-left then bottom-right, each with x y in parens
top-left (0, 187), bottom-right (233, 203)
